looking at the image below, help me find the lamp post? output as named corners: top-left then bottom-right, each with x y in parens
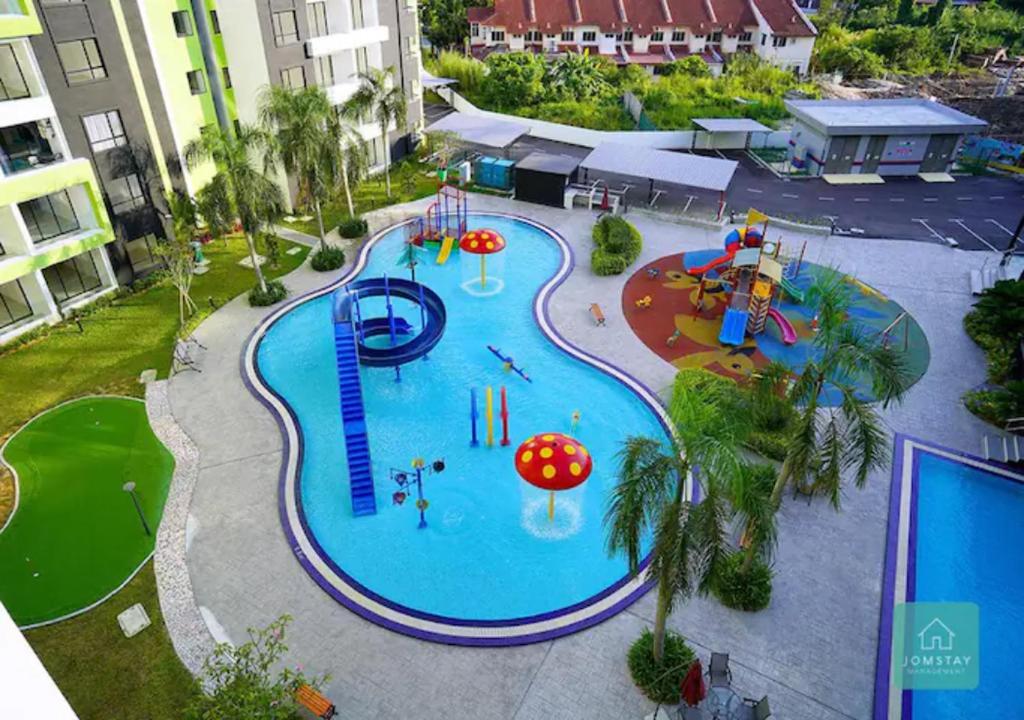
top-left (122, 481), bottom-right (152, 536)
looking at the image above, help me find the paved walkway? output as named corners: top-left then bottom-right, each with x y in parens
top-left (164, 195), bottom-right (992, 720)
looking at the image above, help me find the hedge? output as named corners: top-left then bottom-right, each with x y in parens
top-left (591, 215), bottom-right (642, 276)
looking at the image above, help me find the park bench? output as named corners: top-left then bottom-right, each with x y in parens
top-left (295, 684), bottom-right (336, 719)
top-left (589, 303), bottom-right (606, 326)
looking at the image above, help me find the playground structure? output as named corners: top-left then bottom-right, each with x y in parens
top-left (390, 458), bottom-right (446, 529)
top-left (683, 223), bottom-right (805, 348)
top-left (459, 229), bottom-right (507, 292)
top-left (469, 385), bottom-right (511, 447)
top-left (515, 432), bottom-right (593, 522)
top-left (487, 345), bottom-right (532, 383)
top-left (332, 276), bottom-right (448, 516)
top-left (409, 183), bottom-right (468, 266)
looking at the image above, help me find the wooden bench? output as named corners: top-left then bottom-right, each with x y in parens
top-left (296, 684), bottom-right (336, 719)
top-left (589, 303), bottom-right (606, 326)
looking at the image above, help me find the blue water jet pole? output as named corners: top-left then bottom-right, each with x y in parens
top-left (470, 388), bottom-right (479, 447)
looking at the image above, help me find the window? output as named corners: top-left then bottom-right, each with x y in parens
top-left (107, 173), bottom-right (145, 213)
top-left (355, 47), bottom-right (369, 76)
top-left (0, 279), bottom-right (33, 330)
top-left (315, 55), bottom-right (334, 86)
top-left (351, 0), bottom-right (365, 30)
top-left (581, 30), bottom-right (596, 43)
top-left (0, 43), bottom-right (30, 100)
top-left (56, 38), bottom-right (106, 85)
top-left (490, 30), bottom-right (505, 42)
top-left (209, 9), bottom-right (221, 34)
top-left (308, 2), bottom-right (328, 38)
top-left (772, 36), bottom-right (787, 47)
top-left (43, 253), bottom-right (103, 305)
top-left (406, 35), bottom-right (417, 54)
top-left (651, 31), bottom-right (664, 42)
top-left (526, 30), bottom-right (541, 42)
top-left (171, 10), bottom-right (193, 37)
top-left (280, 65), bottom-right (305, 90)
top-left (20, 190), bottom-right (80, 243)
top-left (671, 30), bottom-right (685, 43)
top-left (738, 31), bottom-right (752, 43)
top-left (186, 69), bottom-right (206, 94)
top-left (471, 23), bottom-right (480, 38)
top-left (272, 10), bottom-right (299, 46)
top-left (560, 29), bottom-right (573, 42)
top-left (710, 31), bottom-right (722, 42)
top-left (623, 29), bottom-right (634, 42)
top-left (125, 234), bottom-right (162, 273)
top-left (221, 66), bottom-right (232, 89)
top-left (761, 33), bottom-right (767, 46)
top-left (82, 110), bottom-right (127, 152)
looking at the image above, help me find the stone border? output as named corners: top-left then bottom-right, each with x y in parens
top-left (147, 379), bottom-right (217, 674)
top-left (875, 434), bottom-right (1024, 720)
top-left (242, 212), bottom-right (691, 645)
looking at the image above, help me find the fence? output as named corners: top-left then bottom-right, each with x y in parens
top-left (436, 87), bottom-right (790, 152)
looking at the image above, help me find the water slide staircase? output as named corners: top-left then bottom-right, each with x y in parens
top-left (333, 322), bottom-right (378, 516)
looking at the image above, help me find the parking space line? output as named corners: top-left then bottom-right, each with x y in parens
top-left (990, 196), bottom-right (1005, 200)
top-left (818, 196), bottom-right (834, 201)
top-left (747, 188), bottom-right (763, 194)
top-left (782, 193), bottom-right (799, 199)
top-left (889, 198), bottom-right (905, 202)
top-left (912, 218), bottom-right (952, 245)
top-left (951, 219), bottom-right (999, 252)
top-left (923, 197), bottom-right (938, 202)
top-left (854, 198), bottom-right (869, 203)
top-left (986, 219), bottom-right (1015, 236)
top-left (956, 196), bottom-right (973, 201)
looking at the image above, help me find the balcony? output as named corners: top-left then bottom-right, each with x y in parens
top-left (0, 119), bottom-right (65, 176)
top-left (1, 39), bottom-right (55, 128)
top-left (0, 0), bottom-right (43, 37)
top-left (305, 25), bottom-right (389, 58)
top-left (324, 79), bottom-right (361, 106)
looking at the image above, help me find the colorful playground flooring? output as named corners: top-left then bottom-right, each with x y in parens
top-left (622, 252), bottom-right (931, 400)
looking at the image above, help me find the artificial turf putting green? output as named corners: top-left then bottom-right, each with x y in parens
top-left (0, 397), bottom-right (174, 626)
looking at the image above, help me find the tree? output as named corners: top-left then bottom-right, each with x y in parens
top-left (419, 0), bottom-right (476, 50)
top-left (158, 191), bottom-right (199, 326)
top-left (184, 124), bottom-right (284, 293)
top-left (259, 85), bottom-right (364, 248)
top-left (343, 66), bottom-right (407, 199)
top-left (729, 463), bottom-right (778, 575)
top-left (605, 369), bottom-right (745, 663)
top-left (659, 56), bottom-right (711, 78)
top-left (769, 270), bottom-right (912, 508)
top-left (195, 175), bottom-right (234, 244)
top-left (186, 616), bottom-right (326, 720)
top-left (479, 52), bottom-right (547, 111)
top-left (548, 50), bottom-right (613, 101)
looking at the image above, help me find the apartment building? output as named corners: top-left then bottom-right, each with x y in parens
top-left (25, 0), bottom-right (231, 285)
top-left (468, 0), bottom-right (817, 76)
top-left (217, 0), bottom-right (424, 203)
top-left (1, 0), bottom-right (120, 344)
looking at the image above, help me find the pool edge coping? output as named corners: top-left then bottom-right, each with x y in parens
top-left (240, 212), bottom-right (687, 646)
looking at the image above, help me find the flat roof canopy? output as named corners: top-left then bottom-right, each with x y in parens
top-left (421, 69), bottom-right (456, 88)
top-left (515, 152), bottom-right (581, 175)
top-left (785, 99), bottom-right (988, 136)
top-left (693, 118), bottom-right (772, 133)
top-left (425, 112), bottom-right (528, 149)
top-left (580, 143), bottom-right (738, 193)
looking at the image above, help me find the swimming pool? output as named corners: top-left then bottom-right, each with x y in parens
top-left (247, 213), bottom-right (677, 644)
top-left (876, 435), bottom-right (1024, 718)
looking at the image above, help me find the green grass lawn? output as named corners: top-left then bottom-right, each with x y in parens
top-left (284, 157), bottom-right (439, 237)
top-left (0, 398), bottom-right (173, 626)
top-left (26, 560), bottom-right (197, 720)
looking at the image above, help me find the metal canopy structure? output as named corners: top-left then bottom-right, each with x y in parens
top-left (425, 112), bottom-right (529, 150)
top-left (580, 143), bottom-right (738, 193)
top-left (693, 118), bottom-right (773, 133)
top-left (421, 69), bottom-right (457, 89)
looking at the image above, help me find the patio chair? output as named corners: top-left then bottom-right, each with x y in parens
top-left (739, 695), bottom-right (771, 720)
top-left (707, 652), bottom-right (732, 688)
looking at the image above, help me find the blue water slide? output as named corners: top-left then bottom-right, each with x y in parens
top-left (333, 322), bottom-right (378, 516)
top-left (719, 308), bottom-right (749, 346)
top-left (334, 278), bottom-right (447, 367)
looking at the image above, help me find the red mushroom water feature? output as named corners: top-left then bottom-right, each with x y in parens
top-left (514, 432), bottom-right (593, 521)
top-left (459, 229), bottom-right (506, 289)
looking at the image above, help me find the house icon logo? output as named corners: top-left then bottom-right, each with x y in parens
top-left (918, 617), bottom-right (955, 652)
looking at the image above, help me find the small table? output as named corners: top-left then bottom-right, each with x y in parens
top-left (702, 686), bottom-right (744, 720)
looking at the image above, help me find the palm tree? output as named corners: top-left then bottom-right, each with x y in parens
top-left (258, 85), bottom-right (365, 248)
top-left (768, 270), bottom-right (912, 508)
top-left (605, 369), bottom-right (745, 663)
top-left (549, 50), bottom-right (611, 101)
top-left (343, 66), bottom-right (407, 198)
top-left (729, 464), bottom-right (778, 575)
top-left (184, 124), bottom-right (283, 293)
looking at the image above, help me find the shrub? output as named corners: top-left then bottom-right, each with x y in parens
top-left (626, 629), bottom-right (695, 703)
top-left (964, 384), bottom-right (1024, 427)
top-left (248, 280), bottom-right (288, 307)
top-left (745, 427), bottom-right (789, 462)
top-left (337, 217), bottom-right (368, 239)
top-left (591, 215), bottom-right (642, 275)
top-left (591, 247), bottom-right (631, 276)
top-left (712, 552), bottom-right (773, 612)
top-left (432, 50), bottom-right (485, 93)
top-left (310, 245), bottom-right (345, 272)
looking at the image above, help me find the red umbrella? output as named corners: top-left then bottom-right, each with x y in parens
top-left (600, 186), bottom-right (610, 210)
top-left (681, 659), bottom-right (706, 707)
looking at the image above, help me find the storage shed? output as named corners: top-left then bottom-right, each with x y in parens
top-left (514, 153), bottom-right (581, 208)
top-left (784, 99), bottom-right (988, 178)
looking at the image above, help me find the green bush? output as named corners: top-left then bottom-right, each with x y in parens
top-left (337, 217), bottom-right (368, 239)
top-left (745, 427), bottom-right (789, 462)
top-left (964, 384), bottom-right (1024, 428)
top-left (591, 215), bottom-right (642, 275)
top-left (712, 552), bottom-right (773, 612)
top-left (310, 245), bottom-right (345, 272)
top-left (626, 629), bottom-right (695, 703)
top-left (432, 50), bottom-right (485, 93)
top-left (248, 280), bottom-right (288, 307)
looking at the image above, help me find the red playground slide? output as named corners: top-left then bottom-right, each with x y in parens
top-left (685, 248), bottom-right (737, 277)
top-left (765, 307), bottom-right (797, 345)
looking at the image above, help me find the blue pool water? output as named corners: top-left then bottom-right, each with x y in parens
top-left (257, 216), bottom-right (669, 621)
top-left (910, 452), bottom-right (1024, 718)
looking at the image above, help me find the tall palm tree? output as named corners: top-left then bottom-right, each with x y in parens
top-left (605, 369), bottom-right (745, 663)
top-left (184, 124), bottom-right (283, 293)
top-left (729, 463), bottom-right (778, 575)
top-left (258, 85), bottom-right (365, 248)
top-left (343, 66), bottom-right (407, 198)
top-left (769, 270), bottom-right (912, 508)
